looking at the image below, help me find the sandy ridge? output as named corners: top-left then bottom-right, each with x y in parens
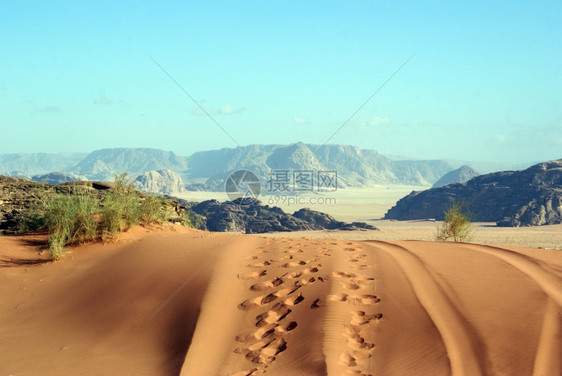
top-left (1, 229), bottom-right (560, 375)
top-left (370, 241), bottom-right (486, 376)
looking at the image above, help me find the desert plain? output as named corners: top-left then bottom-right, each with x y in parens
top-left (1, 187), bottom-right (561, 375)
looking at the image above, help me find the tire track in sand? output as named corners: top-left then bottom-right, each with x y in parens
top-left (461, 244), bottom-right (562, 306)
top-left (373, 241), bottom-right (486, 376)
top-left (461, 244), bottom-right (562, 375)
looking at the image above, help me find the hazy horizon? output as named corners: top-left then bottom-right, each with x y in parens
top-left (1, 1), bottom-right (560, 164)
top-left (0, 142), bottom-right (551, 167)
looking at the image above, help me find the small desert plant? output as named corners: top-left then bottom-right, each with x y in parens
top-left (180, 210), bottom-right (205, 229)
top-left (139, 195), bottom-right (169, 224)
top-left (436, 200), bottom-right (472, 242)
top-left (18, 192), bottom-right (52, 233)
top-left (101, 173), bottom-right (142, 240)
top-left (100, 173), bottom-right (169, 240)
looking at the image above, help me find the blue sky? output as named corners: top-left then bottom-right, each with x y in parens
top-left (1, 1), bottom-right (560, 163)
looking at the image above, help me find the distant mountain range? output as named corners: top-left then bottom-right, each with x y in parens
top-left (385, 159), bottom-right (562, 226)
top-left (0, 144), bottom-right (534, 192)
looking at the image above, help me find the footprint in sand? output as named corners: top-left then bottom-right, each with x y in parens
top-left (274, 283), bottom-right (302, 298)
top-left (339, 282), bottom-right (363, 290)
top-left (284, 249), bottom-right (304, 254)
top-left (248, 261), bottom-right (272, 268)
top-left (349, 294), bottom-right (380, 305)
top-left (255, 305), bottom-right (292, 327)
top-left (250, 277), bottom-right (284, 291)
top-left (329, 293), bottom-right (349, 302)
top-left (232, 368), bottom-right (259, 376)
top-left (302, 266), bottom-right (321, 274)
top-left (283, 271), bottom-right (303, 279)
top-left (238, 270), bottom-right (267, 280)
top-left (350, 310), bottom-right (383, 325)
top-left (351, 264), bottom-right (369, 271)
top-left (332, 271), bottom-right (356, 279)
top-left (239, 285), bottom-right (302, 311)
top-left (284, 292), bottom-right (304, 306)
top-left (339, 353), bottom-right (357, 367)
top-left (281, 261), bottom-right (306, 268)
top-left (310, 298), bottom-right (322, 309)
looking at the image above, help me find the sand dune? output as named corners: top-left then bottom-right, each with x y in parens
top-left (1, 226), bottom-right (560, 375)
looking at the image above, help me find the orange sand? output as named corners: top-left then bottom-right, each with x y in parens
top-left (1, 225), bottom-right (560, 375)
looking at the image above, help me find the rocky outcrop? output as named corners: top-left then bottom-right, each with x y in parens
top-left (0, 177), bottom-right (189, 234)
top-left (0, 177), bottom-right (51, 234)
top-left (131, 169), bottom-right (186, 194)
top-left (432, 165), bottom-right (479, 188)
top-left (32, 172), bottom-right (88, 185)
top-left (292, 208), bottom-right (377, 231)
top-left (384, 159), bottom-right (562, 226)
top-left (187, 198), bottom-right (378, 233)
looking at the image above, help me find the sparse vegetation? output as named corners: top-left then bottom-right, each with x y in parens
top-left (18, 173), bottom-right (195, 260)
top-left (180, 210), bottom-right (205, 230)
top-left (436, 200), bottom-right (472, 242)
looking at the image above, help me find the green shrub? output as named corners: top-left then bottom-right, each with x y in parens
top-left (100, 182), bottom-right (136, 239)
top-left (140, 195), bottom-right (169, 224)
top-left (45, 190), bottom-right (99, 260)
top-left (436, 200), bottom-right (472, 242)
top-left (18, 192), bottom-right (51, 233)
top-left (18, 172), bottom-right (200, 260)
top-left (180, 210), bottom-right (205, 229)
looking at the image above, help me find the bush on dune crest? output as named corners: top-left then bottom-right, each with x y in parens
top-left (47, 189), bottom-right (99, 260)
top-left (21, 173), bottom-right (180, 260)
top-left (436, 200), bottom-right (472, 242)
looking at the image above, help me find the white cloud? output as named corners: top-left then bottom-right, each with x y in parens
top-left (358, 116), bottom-right (391, 128)
top-left (494, 134), bottom-right (506, 143)
top-left (37, 105), bottom-right (61, 113)
top-left (367, 116), bottom-right (391, 127)
top-left (191, 104), bottom-right (245, 116)
top-left (293, 116), bottom-right (309, 125)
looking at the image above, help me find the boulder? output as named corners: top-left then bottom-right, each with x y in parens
top-left (132, 169), bottom-right (186, 194)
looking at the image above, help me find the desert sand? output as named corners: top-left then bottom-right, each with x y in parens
top-left (1, 225), bottom-right (561, 375)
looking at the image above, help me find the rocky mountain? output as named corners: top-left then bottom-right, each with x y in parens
top-left (131, 170), bottom-right (186, 194)
top-left (432, 165), bottom-right (479, 188)
top-left (384, 159), bottom-right (562, 226)
top-left (70, 148), bottom-right (188, 181)
top-left (185, 143), bottom-right (459, 190)
top-left (0, 152), bottom-right (86, 176)
top-left (0, 144), bottom-right (534, 193)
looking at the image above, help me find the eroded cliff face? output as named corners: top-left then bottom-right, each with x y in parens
top-left (132, 170), bottom-right (186, 194)
top-left (385, 159), bottom-right (562, 227)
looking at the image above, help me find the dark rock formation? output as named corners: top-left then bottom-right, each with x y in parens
top-left (187, 198), bottom-right (378, 233)
top-left (32, 172), bottom-right (87, 185)
top-left (384, 159), bottom-right (562, 226)
top-left (432, 165), bottom-right (479, 188)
